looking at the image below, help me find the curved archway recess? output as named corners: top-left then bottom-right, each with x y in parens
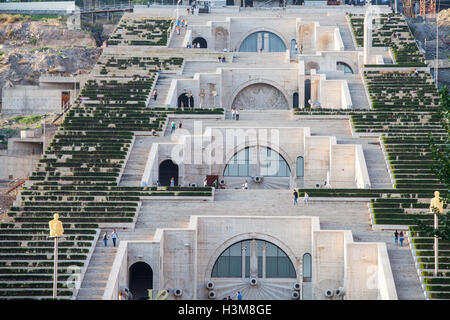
top-left (159, 160), bottom-right (179, 186)
top-left (177, 93), bottom-right (194, 108)
top-left (223, 146), bottom-right (291, 177)
top-left (192, 37), bottom-right (207, 48)
top-left (231, 83), bottom-right (289, 110)
top-left (336, 61), bottom-right (353, 74)
top-left (129, 262), bottom-right (153, 300)
top-left (211, 239), bottom-right (297, 278)
top-left (238, 31), bottom-right (286, 52)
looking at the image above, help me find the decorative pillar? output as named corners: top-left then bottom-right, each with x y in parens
top-left (363, 6), bottom-right (374, 65)
top-left (250, 239), bottom-right (258, 278)
top-left (262, 244), bottom-right (267, 279)
top-left (241, 245), bottom-right (246, 279)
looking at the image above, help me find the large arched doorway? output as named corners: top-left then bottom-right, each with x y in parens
top-left (238, 31), bottom-right (286, 52)
top-left (129, 262), bottom-right (153, 300)
top-left (159, 160), bottom-right (179, 186)
top-left (192, 37), bottom-right (207, 48)
top-left (177, 93), bottom-right (194, 108)
top-left (231, 83), bottom-right (289, 110)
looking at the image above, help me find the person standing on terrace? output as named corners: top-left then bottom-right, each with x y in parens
top-left (170, 177), bottom-right (175, 187)
top-left (170, 121), bottom-right (176, 134)
top-left (103, 232), bottom-right (108, 247)
top-left (112, 229), bottom-right (118, 247)
top-left (303, 192), bottom-right (309, 205)
top-left (394, 230), bottom-right (399, 245)
top-left (152, 89), bottom-right (158, 101)
top-left (293, 189), bottom-right (298, 206)
top-left (399, 231), bottom-right (404, 247)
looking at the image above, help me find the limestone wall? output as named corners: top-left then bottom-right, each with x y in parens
top-left (0, 154), bottom-right (40, 180)
top-left (1, 85), bottom-right (74, 118)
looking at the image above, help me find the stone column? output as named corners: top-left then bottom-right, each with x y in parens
top-left (262, 244), bottom-right (267, 279)
top-left (250, 239), bottom-right (258, 278)
top-left (241, 245), bottom-right (246, 279)
top-left (263, 33), bottom-right (269, 52)
top-left (257, 33), bottom-right (263, 52)
top-left (363, 7), bottom-right (374, 65)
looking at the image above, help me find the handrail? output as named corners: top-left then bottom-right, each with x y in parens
top-left (5, 178), bottom-right (27, 195)
top-left (52, 100), bottom-right (71, 124)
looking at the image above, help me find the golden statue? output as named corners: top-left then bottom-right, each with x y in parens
top-left (49, 213), bottom-right (64, 237)
top-left (430, 191), bottom-right (444, 214)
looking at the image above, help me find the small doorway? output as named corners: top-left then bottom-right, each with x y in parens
top-left (129, 262), bottom-right (153, 300)
top-left (304, 79), bottom-right (311, 108)
top-left (293, 93), bottom-right (299, 109)
top-left (159, 160), bottom-right (179, 186)
top-left (61, 91), bottom-right (70, 111)
top-left (178, 93), bottom-right (194, 108)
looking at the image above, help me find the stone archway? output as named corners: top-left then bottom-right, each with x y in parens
top-left (129, 262), bottom-right (153, 300)
top-left (159, 159), bottom-right (179, 186)
top-left (192, 37), bottom-right (207, 48)
top-left (231, 83), bottom-right (289, 110)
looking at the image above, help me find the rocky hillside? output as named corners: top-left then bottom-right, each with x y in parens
top-left (0, 14), bottom-right (102, 106)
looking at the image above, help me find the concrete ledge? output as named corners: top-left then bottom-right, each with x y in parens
top-left (141, 195), bottom-right (213, 201)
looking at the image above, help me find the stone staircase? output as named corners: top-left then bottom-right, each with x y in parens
top-left (77, 236), bottom-right (118, 300)
top-left (337, 137), bottom-right (392, 189)
top-left (168, 26), bottom-right (187, 48)
top-left (147, 73), bottom-right (178, 108)
top-left (337, 22), bottom-right (356, 51)
top-left (323, 73), bottom-right (370, 109)
top-left (119, 136), bottom-right (154, 187)
top-left (182, 61), bottom-right (229, 78)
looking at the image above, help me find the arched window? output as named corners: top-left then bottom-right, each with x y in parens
top-left (223, 147), bottom-right (290, 177)
top-left (302, 253), bottom-right (312, 282)
top-left (293, 93), bottom-right (299, 109)
top-left (211, 239), bottom-right (296, 278)
top-left (239, 31), bottom-right (286, 52)
top-left (296, 156), bottom-right (304, 177)
top-left (336, 62), bottom-right (353, 74)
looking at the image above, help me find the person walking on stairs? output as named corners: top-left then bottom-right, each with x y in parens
top-left (152, 89), bottom-right (158, 101)
top-left (112, 229), bottom-right (118, 247)
top-left (235, 109), bottom-right (239, 120)
top-left (399, 231), bottom-right (404, 247)
top-left (242, 180), bottom-right (248, 190)
top-left (231, 108), bottom-right (236, 120)
top-left (103, 231), bottom-right (108, 247)
top-left (170, 121), bottom-right (176, 134)
top-left (293, 189), bottom-right (298, 205)
top-left (394, 230), bottom-right (399, 245)
top-left (303, 192), bottom-right (309, 205)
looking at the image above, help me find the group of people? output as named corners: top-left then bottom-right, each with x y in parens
top-left (231, 107), bottom-right (240, 120)
top-left (293, 189), bottom-right (309, 206)
top-left (102, 229), bottom-right (118, 247)
top-left (170, 120), bottom-right (183, 134)
top-left (186, 42), bottom-right (201, 48)
top-left (217, 56), bottom-right (226, 62)
top-left (176, 18), bottom-right (187, 35)
top-left (222, 291), bottom-right (243, 300)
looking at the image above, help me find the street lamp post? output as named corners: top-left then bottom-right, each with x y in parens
top-left (49, 213), bottom-right (64, 299)
top-left (430, 191), bottom-right (444, 276)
